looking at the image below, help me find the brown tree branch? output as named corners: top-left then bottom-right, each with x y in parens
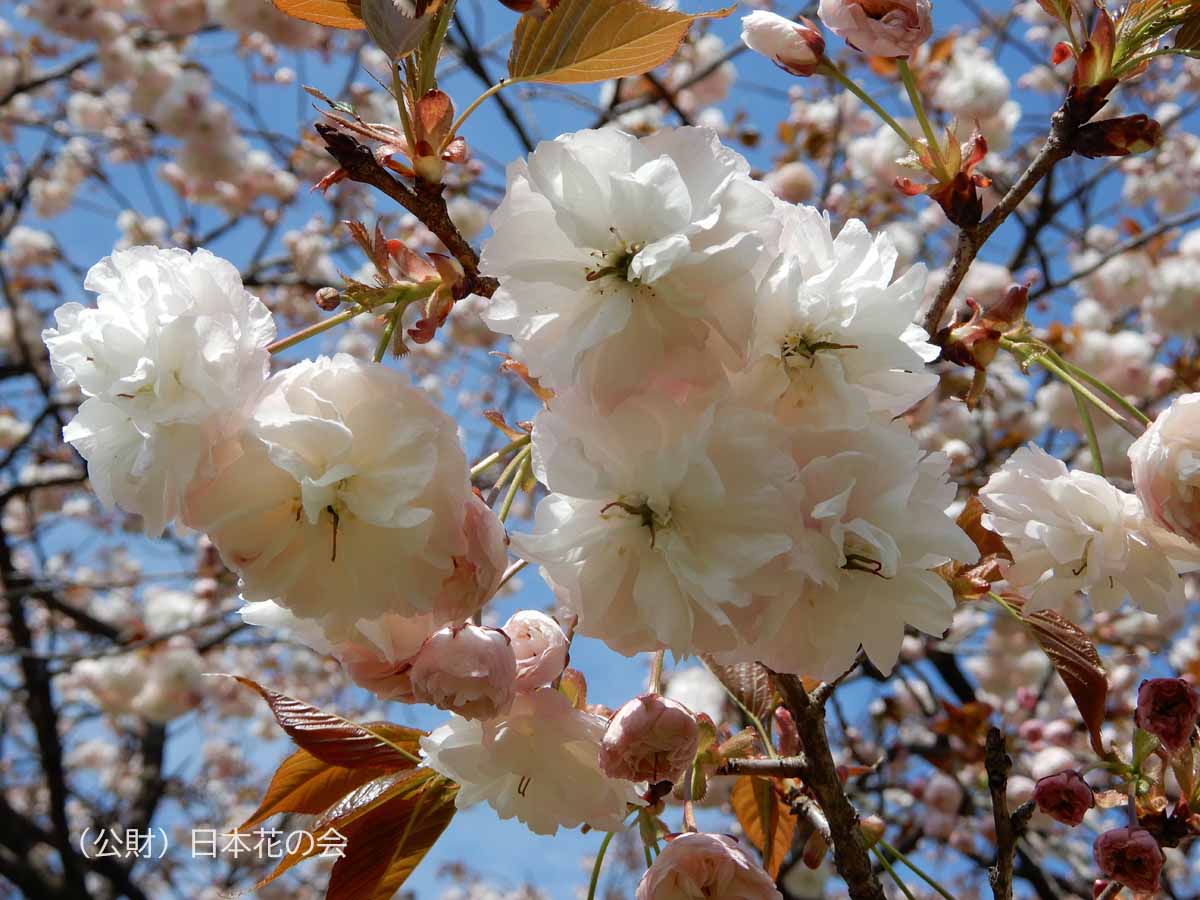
top-left (922, 101), bottom-right (1078, 336)
top-left (129, 724), bottom-right (167, 833)
top-left (0, 535), bottom-right (88, 896)
top-left (773, 672), bottom-right (886, 900)
top-left (1031, 207), bottom-right (1200, 301)
top-left (716, 755), bottom-right (810, 778)
top-left (314, 124), bottom-right (499, 300)
top-left (987, 727), bottom-right (1035, 900)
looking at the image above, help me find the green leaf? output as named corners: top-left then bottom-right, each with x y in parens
top-left (507, 0), bottom-right (734, 85)
top-left (1133, 728), bottom-right (1160, 769)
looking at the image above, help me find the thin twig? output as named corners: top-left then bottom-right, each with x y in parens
top-left (986, 727), bottom-right (1020, 900)
top-left (715, 755), bottom-right (810, 778)
top-left (923, 101), bottom-right (1078, 336)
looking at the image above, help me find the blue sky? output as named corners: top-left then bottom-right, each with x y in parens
top-left (9, 0), bottom-right (1182, 895)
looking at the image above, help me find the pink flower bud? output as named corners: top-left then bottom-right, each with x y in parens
top-left (1033, 771), bottom-right (1094, 826)
top-left (1134, 677), bottom-right (1200, 753)
top-left (432, 494), bottom-right (508, 620)
top-left (740, 12), bottom-right (826, 77)
top-left (314, 286), bottom-right (341, 311)
top-left (502, 609), bottom-right (568, 693)
top-left (334, 612), bottom-right (444, 702)
top-left (817, 0), bottom-right (932, 58)
top-left (636, 833), bottom-right (782, 900)
top-left (598, 694), bottom-right (700, 785)
top-left (408, 623), bottom-right (517, 720)
top-left (773, 707), bottom-right (800, 757)
top-left (1093, 827), bottom-right (1165, 894)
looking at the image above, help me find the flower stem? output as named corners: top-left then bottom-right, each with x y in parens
top-left (681, 759), bottom-right (699, 834)
top-left (268, 281), bottom-right (439, 356)
top-left (817, 60), bottom-right (921, 156)
top-left (470, 433), bottom-right (532, 478)
top-left (1073, 385), bottom-right (1105, 477)
top-left (1062, 358), bottom-right (1152, 428)
top-left (418, 0), bottom-right (456, 95)
top-left (586, 830), bottom-right (615, 900)
top-left (877, 838), bottom-right (958, 900)
top-left (896, 58), bottom-right (947, 178)
top-left (1116, 46), bottom-right (1200, 78)
top-left (443, 78), bottom-right (525, 152)
top-left (872, 845), bottom-right (918, 900)
top-left (496, 558), bottom-right (527, 592)
top-left (393, 64), bottom-right (418, 157)
top-left (497, 446), bottom-right (531, 522)
top-left (988, 591), bottom-right (1024, 621)
top-left (1001, 338), bottom-right (1141, 436)
top-left (650, 649), bottom-right (666, 694)
top-left (268, 307), bottom-right (361, 355)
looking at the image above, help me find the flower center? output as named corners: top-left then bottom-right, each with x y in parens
top-left (780, 329), bottom-right (858, 369)
top-left (841, 531), bottom-right (896, 579)
top-left (295, 476), bottom-right (351, 562)
top-left (585, 229), bottom-right (646, 286)
top-left (601, 494), bottom-right (672, 547)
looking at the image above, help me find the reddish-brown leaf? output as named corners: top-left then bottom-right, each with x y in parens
top-left (732, 775), bottom-right (796, 879)
top-left (1024, 609), bottom-right (1109, 756)
top-left (326, 770), bottom-right (459, 899)
top-left (935, 556), bottom-right (1008, 601)
top-left (255, 769), bottom-right (422, 889)
top-left (1177, 16), bottom-right (1200, 51)
top-left (702, 659), bottom-right (777, 722)
top-left (226, 675), bottom-right (423, 769)
top-left (956, 496), bottom-right (1012, 561)
top-left (239, 748), bottom-right (394, 831)
top-left (272, 0), bottom-right (364, 28)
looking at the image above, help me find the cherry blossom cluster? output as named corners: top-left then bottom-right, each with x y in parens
top-left (485, 124), bottom-right (976, 680)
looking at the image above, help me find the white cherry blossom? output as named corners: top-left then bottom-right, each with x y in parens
top-left (421, 687), bottom-right (641, 836)
top-left (1129, 393), bottom-right (1200, 546)
top-left (479, 126), bottom-right (777, 407)
top-left (43, 247), bottom-right (275, 535)
top-left (511, 391), bottom-right (799, 657)
top-left (980, 444), bottom-right (1197, 614)
top-left (727, 419), bottom-right (976, 679)
top-left (184, 354), bottom-right (487, 625)
top-left (731, 204), bottom-right (937, 429)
